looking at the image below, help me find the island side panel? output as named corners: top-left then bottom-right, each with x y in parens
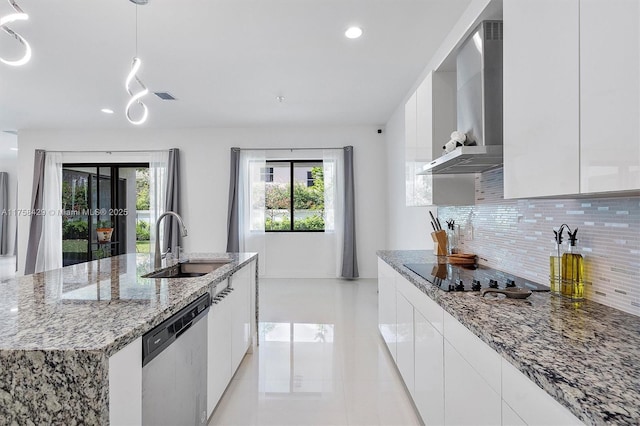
top-left (0, 349), bottom-right (109, 424)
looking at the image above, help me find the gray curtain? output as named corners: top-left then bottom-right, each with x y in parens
top-left (0, 172), bottom-right (8, 255)
top-left (226, 147), bottom-right (241, 252)
top-left (162, 148), bottom-right (181, 255)
top-left (25, 150), bottom-right (46, 274)
top-left (341, 146), bottom-right (359, 278)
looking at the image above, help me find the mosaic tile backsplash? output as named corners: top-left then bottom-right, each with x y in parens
top-left (439, 168), bottom-right (640, 316)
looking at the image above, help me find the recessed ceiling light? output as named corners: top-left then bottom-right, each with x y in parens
top-left (345, 26), bottom-right (363, 39)
top-left (101, 108), bottom-right (114, 114)
top-left (10, 148), bottom-right (18, 151)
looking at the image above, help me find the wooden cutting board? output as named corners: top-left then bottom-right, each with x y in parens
top-left (446, 253), bottom-right (477, 264)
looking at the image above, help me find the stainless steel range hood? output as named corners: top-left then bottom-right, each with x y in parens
top-left (421, 20), bottom-right (503, 175)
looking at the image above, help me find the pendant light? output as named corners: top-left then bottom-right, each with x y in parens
top-left (0, 0), bottom-right (31, 66)
top-left (125, 2), bottom-right (149, 125)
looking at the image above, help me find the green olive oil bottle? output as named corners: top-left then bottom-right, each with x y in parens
top-left (561, 228), bottom-right (584, 300)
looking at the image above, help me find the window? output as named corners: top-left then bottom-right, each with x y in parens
top-left (265, 160), bottom-right (324, 231)
top-left (260, 167), bottom-right (274, 182)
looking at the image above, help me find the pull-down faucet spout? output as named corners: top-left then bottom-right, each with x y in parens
top-left (154, 211), bottom-right (188, 269)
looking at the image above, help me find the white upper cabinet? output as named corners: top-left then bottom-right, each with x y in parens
top-left (579, 0), bottom-right (640, 193)
top-left (406, 72), bottom-right (475, 206)
top-left (504, 0), bottom-right (640, 198)
top-left (503, 0), bottom-right (581, 198)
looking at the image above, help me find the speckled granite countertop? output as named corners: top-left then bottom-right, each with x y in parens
top-left (377, 250), bottom-right (640, 426)
top-left (0, 252), bottom-right (257, 424)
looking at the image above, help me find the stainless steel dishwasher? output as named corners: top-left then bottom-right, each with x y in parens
top-left (142, 293), bottom-right (210, 426)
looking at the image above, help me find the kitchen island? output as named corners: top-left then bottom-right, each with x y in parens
top-left (378, 250), bottom-right (640, 426)
top-left (0, 252), bottom-right (258, 424)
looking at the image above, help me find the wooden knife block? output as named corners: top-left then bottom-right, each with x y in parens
top-left (431, 230), bottom-right (448, 256)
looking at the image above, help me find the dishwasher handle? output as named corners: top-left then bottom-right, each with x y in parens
top-left (175, 319), bottom-right (194, 339)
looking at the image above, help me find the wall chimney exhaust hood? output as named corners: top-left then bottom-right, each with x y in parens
top-left (421, 21), bottom-right (503, 175)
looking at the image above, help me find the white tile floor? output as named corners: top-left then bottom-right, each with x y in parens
top-left (209, 278), bottom-right (421, 426)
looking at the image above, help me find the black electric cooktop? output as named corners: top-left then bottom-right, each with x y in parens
top-left (403, 263), bottom-right (550, 292)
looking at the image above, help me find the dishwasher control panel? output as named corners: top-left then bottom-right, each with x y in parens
top-left (142, 292), bottom-right (210, 366)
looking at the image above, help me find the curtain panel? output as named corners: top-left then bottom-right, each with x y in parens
top-left (226, 148), bottom-right (266, 275)
top-left (323, 146), bottom-right (359, 279)
top-left (341, 146), bottom-right (359, 278)
top-left (163, 148), bottom-right (181, 256)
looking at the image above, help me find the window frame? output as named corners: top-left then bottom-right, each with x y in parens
top-left (265, 159), bottom-right (324, 233)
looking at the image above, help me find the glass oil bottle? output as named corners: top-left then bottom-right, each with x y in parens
top-left (549, 226), bottom-right (565, 295)
top-left (561, 228), bottom-right (584, 300)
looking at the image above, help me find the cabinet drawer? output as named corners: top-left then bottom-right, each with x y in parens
top-left (444, 341), bottom-right (501, 425)
top-left (443, 310), bottom-right (501, 394)
top-left (396, 272), bottom-right (443, 335)
top-left (502, 358), bottom-right (583, 425)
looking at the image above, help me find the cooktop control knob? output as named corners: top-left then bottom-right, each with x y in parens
top-left (489, 279), bottom-right (499, 289)
top-left (506, 279), bottom-right (516, 288)
top-left (471, 279), bottom-right (482, 291)
top-left (455, 279), bottom-right (465, 292)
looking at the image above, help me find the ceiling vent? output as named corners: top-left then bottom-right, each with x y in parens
top-left (154, 92), bottom-right (177, 100)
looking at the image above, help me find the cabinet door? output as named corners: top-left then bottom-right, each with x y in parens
top-left (109, 337), bottom-right (142, 425)
top-left (444, 341), bottom-right (501, 425)
top-left (580, 0), bottom-right (640, 193)
top-left (404, 92), bottom-right (423, 206)
top-left (502, 400), bottom-right (526, 426)
top-left (414, 309), bottom-right (444, 425)
top-left (207, 298), bottom-right (231, 417)
top-left (378, 259), bottom-right (397, 360)
top-left (230, 266), bottom-right (251, 373)
top-left (503, 0), bottom-right (580, 198)
top-left (443, 310), bottom-right (501, 394)
top-left (396, 292), bottom-right (415, 395)
top-left (502, 358), bottom-right (583, 425)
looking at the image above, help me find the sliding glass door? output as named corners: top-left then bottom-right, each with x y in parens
top-left (62, 164), bottom-right (148, 266)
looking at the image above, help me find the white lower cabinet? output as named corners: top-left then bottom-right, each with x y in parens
top-left (230, 264), bottom-right (251, 371)
top-left (378, 258), bottom-right (397, 361)
top-left (206, 260), bottom-right (256, 419)
top-left (377, 258), bottom-right (585, 426)
top-left (444, 340), bottom-right (502, 425)
top-left (501, 358), bottom-right (582, 425)
top-left (443, 310), bottom-right (501, 394)
top-left (207, 285), bottom-right (232, 417)
top-left (396, 292), bottom-right (415, 395)
top-left (414, 309), bottom-right (444, 426)
top-left (502, 400), bottom-right (526, 426)
top-left (109, 337), bottom-right (143, 425)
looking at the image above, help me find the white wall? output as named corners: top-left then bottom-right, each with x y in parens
top-left (384, 104), bottom-right (433, 250)
top-left (16, 126), bottom-right (386, 278)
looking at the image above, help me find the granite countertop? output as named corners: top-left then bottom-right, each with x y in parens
top-left (0, 252), bottom-right (257, 357)
top-left (0, 252), bottom-right (257, 424)
top-left (377, 250), bottom-right (640, 426)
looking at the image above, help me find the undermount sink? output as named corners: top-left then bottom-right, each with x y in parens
top-left (143, 259), bottom-right (231, 279)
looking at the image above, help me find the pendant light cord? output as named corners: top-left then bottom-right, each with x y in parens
top-left (135, 5), bottom-right (138, 57)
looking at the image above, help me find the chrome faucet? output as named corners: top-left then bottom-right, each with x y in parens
top-left (154, 211), bottom-right (188, 269)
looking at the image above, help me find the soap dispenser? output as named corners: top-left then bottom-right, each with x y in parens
top-left (561, 228), bottom-right (584, 300)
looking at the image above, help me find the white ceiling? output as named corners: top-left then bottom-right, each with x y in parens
top-left (0, 0), bottom-right (472, 131)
